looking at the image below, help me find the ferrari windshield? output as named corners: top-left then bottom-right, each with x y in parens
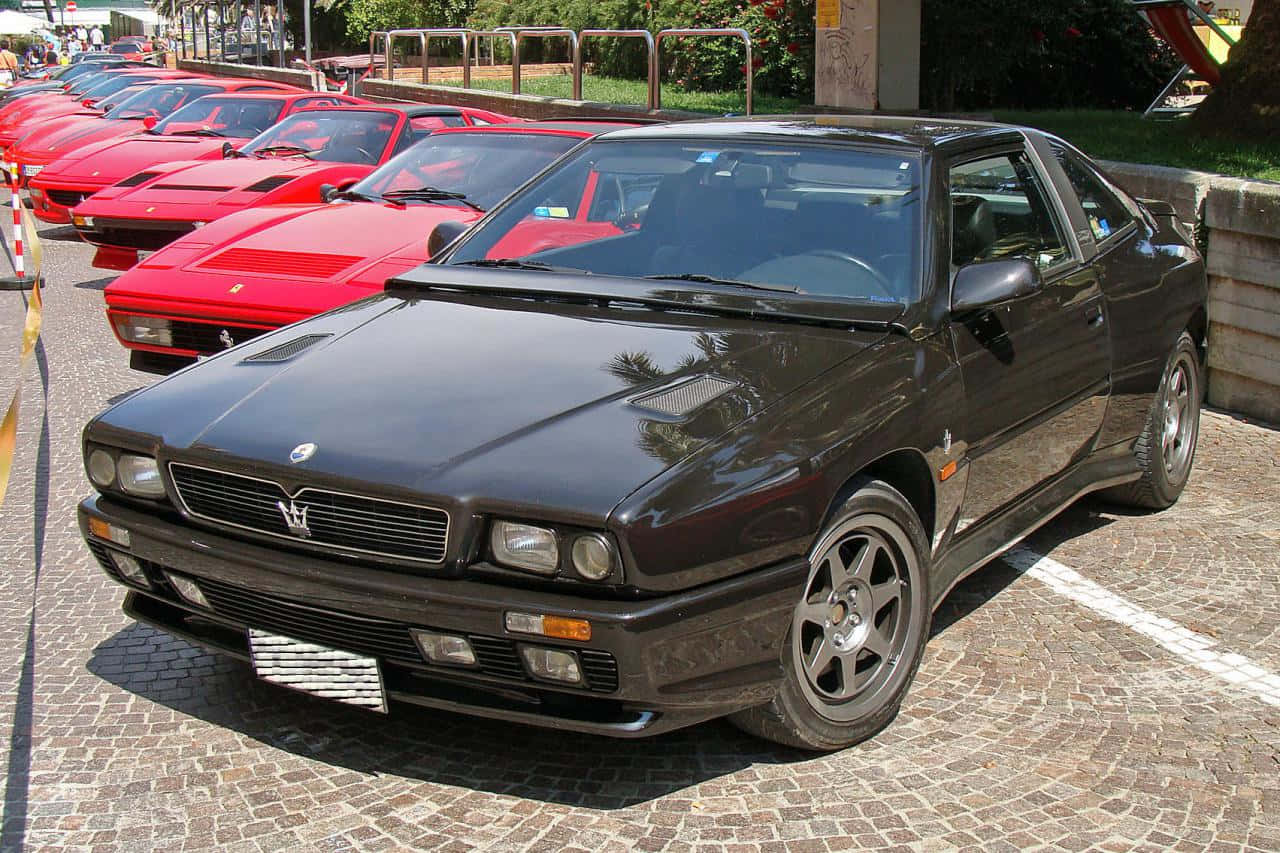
top-left (348, 131), bottom-right (583, 211)
top-left (72, 74), bottom-right (148, 101)
top-left (446, 139), bottom-right (923, 302)
top-left (104, 83), bottom-right (220, 120)
top-left (66, 72), bottom-right (115, 97)
top-left (152, 96), bottom-right (285, 137)
top-left (241, 110), bottom-right (397, 164)
top-left (93, 84), bottom-right (151, 112)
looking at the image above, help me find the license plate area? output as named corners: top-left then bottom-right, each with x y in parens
top-left (247, 629), bottom-right (387, 713)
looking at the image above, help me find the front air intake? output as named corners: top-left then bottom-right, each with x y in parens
top-left (631, 375), bottom-right (738, 417)
top-left (243, 175), bottom-right (294, 193)
top-left (115, 170), bottom-right (160, 187)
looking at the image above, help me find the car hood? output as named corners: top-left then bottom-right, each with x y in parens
top-left (14, 116), bottom-right (135, 163)
top-left (95, 288), bottom-right (887, 520)
top-left (39, 133), bottom-right (240, 182)
top-left (107, 157), bottom-right (328, 204)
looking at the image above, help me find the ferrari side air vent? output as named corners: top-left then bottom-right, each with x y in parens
top-left (243, 175), bottom-right (294, 193)
top-left (631, 375), bottom-right (737, 418)
top-left (242, 333), bottom-right (331, 363)
top-left (115, 170), bottom-right (160, 187)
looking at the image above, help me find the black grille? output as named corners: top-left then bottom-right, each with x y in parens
top-left (242, 333), bottom-right (330, 363)
top-left (243, 175), bottom-right (293, 193)
top-left (115, 170), bottom-right (159, 187)
top-left (580, 650), bottom-right (620, 692)
top-left (86, 540), bottom-right (118, 576)
top-left (166, 320), bottom-right (266, 355)
top-left (94, 223), bottom-right (194, 252)
top-left (168, 463), bottom-right (450, 564)
top-left (46, 189), bottom-right (87, 207)
top-left (151, 183), bottom-right (235, 192)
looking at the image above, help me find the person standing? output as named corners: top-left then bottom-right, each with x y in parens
top-left (0, 40), bottom-right (19, 86)
top-left (89, 25), bottom-right (104, 50)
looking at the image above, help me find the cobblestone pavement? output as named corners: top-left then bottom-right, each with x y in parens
top-left (1, 221), bottom-right (1277, 852)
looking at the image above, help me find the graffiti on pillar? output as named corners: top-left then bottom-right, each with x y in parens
top-left (815, 0), bottom-right (876, 109)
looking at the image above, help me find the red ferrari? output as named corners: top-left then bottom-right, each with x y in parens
top-left (72, 103), bottom-right (512, 270)
top-left (102, 120), bottom-right (632, 373)
top-left (10, 78), bottom-right (302, 195)
top-left (27, 90), bottom-right (352, 223)
top-left (0, 69), bottom-right (200, 151)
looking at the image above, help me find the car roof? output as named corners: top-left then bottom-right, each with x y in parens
top-left (596, 114), bottom-right (1028, 153)
top-left (434, 120), bottom-right (643, 138)
top-left (290, 103), bottom-right (454, 118)
top-left (175, 91), bottom-right (324, 102)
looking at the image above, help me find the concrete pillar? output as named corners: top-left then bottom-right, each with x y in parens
top-left (815, 0), bottom-right (920, 111)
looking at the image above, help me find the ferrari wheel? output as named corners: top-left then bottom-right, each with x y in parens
top-left (731, 479), bottom-right (930, 750)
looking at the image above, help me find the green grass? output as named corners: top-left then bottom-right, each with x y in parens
top-left (994, 110), bottom-right (1280, 182)
top-left (435, 73), bottom-right (804, 116)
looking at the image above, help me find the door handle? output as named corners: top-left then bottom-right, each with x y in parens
top-left (1085, 306), bottom-right (1105, 328)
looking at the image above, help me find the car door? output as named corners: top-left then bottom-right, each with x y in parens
top-left (948, 145), bottom-right (1112, 533)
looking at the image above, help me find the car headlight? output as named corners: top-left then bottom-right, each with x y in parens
top-left (87, 448), bottom-right (116, 488)
top-left (111, 315), bottom-right (172, 347)
top-left (490, 520), bottom-right (559, 575)
top-left (117, 453), bottom-right (165, 498)
top-left (571, 533), bottom-right (617, 581)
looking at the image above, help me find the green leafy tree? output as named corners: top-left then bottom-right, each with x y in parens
top-left (320, 0), bottom-right (475, 47)
top-left (1192, 0), bottom-right (1280, 138)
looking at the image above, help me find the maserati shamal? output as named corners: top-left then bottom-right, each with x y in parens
top-left (78, 116), bottom-right (1206, 749)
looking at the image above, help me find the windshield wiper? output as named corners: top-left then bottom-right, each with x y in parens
top-left (454, 258), bottom-right (589, 274)
top-left (642, 273), bottom-right (800, 293)
top-left (381, 187), bottom-right (484, 212)
top-left (333, 188), bottom-right (390, 205)
top-left (170, 128), bottom-right (226, 137)
top-left (252, 144), bottom-right (314, 158)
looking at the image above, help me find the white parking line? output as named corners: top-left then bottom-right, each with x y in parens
top-left (1005, 547), bottom-right (1280, 707)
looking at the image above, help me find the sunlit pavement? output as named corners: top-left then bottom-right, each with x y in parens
top-left (1, 219), bottom-right (1277, 851)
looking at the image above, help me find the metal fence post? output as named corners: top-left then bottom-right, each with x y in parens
top-left (578, 29), bottom-right (656, 107)
top-left (654, 28), bottom-right (753, 115)
top-left (463, 31), bottom-right (519, 94)
top-left (500, 28), bottom-right (579, 99)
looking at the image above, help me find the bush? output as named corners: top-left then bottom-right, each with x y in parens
top-left (341, 0), bottom-right (476, 47)
top-left (921, 0), bottom-right (1179, 111)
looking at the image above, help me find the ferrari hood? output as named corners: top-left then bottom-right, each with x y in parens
top-left (107, 157), bottom-right (322, 204)
top-left (93, 290), bottom-right (885, 518)
top-left (40, 134), bottom-right (239, 181)
top-left (14, 117), bottom-right (135, 163)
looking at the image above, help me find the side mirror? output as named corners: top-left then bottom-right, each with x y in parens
top-left (221, 141), bottom-right (235, 159)
top-left (142, 115), bottom-right (158, 130)
top-left (319, 183), bottom-right (338, 202)
top-left (951, 258), bottom-right (1041, 315)
top-left (427, 219), bottom-right (469, 257)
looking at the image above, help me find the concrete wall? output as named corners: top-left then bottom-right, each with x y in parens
top-left (1101, 161), bottom-right (1279, 425)
top-left (357, 78), bottom-right (703, 121)
top-left (177, 59), bottom-right (324, 91)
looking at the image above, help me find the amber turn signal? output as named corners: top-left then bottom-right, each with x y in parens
top-left (505, 611), bottom-right (592, 642)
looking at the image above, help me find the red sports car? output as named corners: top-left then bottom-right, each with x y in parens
top-left (29, 91), bottom-right (363, 223)
top-left (73, 103), bottom-right (512, 270)
top-left (10, 79), bottom-right (301, 193)
top-left (102, 120), bottom-right (630, 373)
top-left (0, 69), bottom-right (201, 152)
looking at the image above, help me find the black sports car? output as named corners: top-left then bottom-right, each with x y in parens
top-left (78, 116), bottom-right (1206, 749)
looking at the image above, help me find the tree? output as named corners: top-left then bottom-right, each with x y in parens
top-left (1191, 0), bottom-right (1279, 138)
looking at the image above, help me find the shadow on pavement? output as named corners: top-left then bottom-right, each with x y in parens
top-left (73, 276), bottom-right (117, 292)
top-left (37, 226), bottom-right (83, 243)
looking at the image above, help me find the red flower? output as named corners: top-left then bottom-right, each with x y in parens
top-left (763, 5), bottom-right (780, 19)
top-left (1065, 26), bottom-right (1083, 38)
top-left (749, 0), bottom-right (766, 4)
top-left (786, 41), bottom-right (800, 55)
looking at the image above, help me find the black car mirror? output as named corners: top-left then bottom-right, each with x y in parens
top-left (951, 257), bottom-right (1041, 315)
top-left (427, 219), bottom-right (470, 258)
top-left (221, 141), bottom-right (234, 159)
top-left (319, 183), bottom-right (338, 202)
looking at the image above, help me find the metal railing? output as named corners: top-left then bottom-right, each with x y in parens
top-left (362, 26), bottom-right (754, 114)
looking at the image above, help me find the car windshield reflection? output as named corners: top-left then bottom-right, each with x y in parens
top-left (445, 139), bottom-right (923, 302)
top-left (241, 111), bottom-right (397, 165)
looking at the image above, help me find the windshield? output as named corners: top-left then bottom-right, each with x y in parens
top-left (104, 83), bottom-right (220, 120)
top-left (241, 110), bottom-right (397, 164)
top-left (93, 84), bottom-right (151, 113)
top-left (109, 43), bottom-right (139, 55)
top-left (446, 138), bottom-right (923, 302)
top-left (73, 74), bottom-right (144, 101)
top-left (66, 72), bottom-right (113, 97)
top-left (349, 131), bottom-right (582, 210)
top-left (151, 96), bottom-right (284, 138)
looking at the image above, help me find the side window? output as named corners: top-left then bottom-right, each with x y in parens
top-left (949, 153), bottom-right (1069, 270)
top-left (1052, 146), bottom-right (1133, 243)
top-left (296, 96), bottom-right (342, 108)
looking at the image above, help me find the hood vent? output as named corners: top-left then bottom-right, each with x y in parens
top-left (198, 247), bottom-right (363, 278)
top-left (115, 170), bottom-right (160, 187)
top-left (631, 375), bottom-right (737, 418)
top-left (152, 183), bottom-right (235, 192)
top-left (243, 175), bottom-right (294, 193)
top-left (242, 333), bottom-right (331, 363)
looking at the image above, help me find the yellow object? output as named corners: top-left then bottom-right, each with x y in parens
top-left (0, 202), bottom-right (45, 508)
top-left (817, 0), bottom-right (840, 29)
top-left (1193, 24), bottom-right (1243, 66)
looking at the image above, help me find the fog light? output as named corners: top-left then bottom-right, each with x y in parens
top-left (571, 533), bottom-right (616, 581)
top-left (88, 517), bottom-right (130, 547)
top-left (110, 552), bottom-right (150, 587)
top-left (520, 646), bottom-right (582, 684)
top-left (117, 453), bottom-right (165, 498)
top-left (87, 448), bottom-right (116, 487)
top-left (505, 612), bottom-right (592, 642)
top-left (490, 520), bottom-right (559, 575)
top-left (112, 315), bottom-right (172, 347)
top-left (164, 572), bottom-right (209, 608)
top-left (412, 630), bottom-right (477, 667)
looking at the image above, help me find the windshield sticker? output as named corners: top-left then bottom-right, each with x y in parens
top-left (533, 205), bottom-right (570, 219)
top-left (695, 151), bottom-right (720, 164)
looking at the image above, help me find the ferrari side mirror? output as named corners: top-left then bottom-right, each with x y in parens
top-left (319, 183), bottom-right (339, 203)
top-left (427, 219), bottom-right (469, 257)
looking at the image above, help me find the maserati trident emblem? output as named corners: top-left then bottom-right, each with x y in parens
top-left (276, 500), bottom-right (311, 538)
top-left (218, 329), bottom-right (235, 349)
top-left (942, 429), bottom-right (952, 454)
top-left (289, 442), bottom-right (317, 464)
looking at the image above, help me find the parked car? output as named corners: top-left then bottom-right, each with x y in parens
top-left (29, 91), bottom-right (364, 224)
top-left (77, 116), bottom-right (1207, 749)
top-left (10, 78), bottom-right (302, 193)
top-left (71, 103), bottom-right (514, 269)
top-left (101, 120), bottom-right (646, 373)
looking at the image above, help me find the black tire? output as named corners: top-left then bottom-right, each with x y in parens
top-left (730, 478), bottom-right (931, 751)
top-left (1100, 331), bottom-right (1202, 510)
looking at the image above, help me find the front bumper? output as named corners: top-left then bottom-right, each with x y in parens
top-left (80, 495), bottom-right (803, 737)
top-left (74, 214), bottom-right (198, 252)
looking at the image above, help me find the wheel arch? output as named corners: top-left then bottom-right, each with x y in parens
top-left (826, 449), bottom-right (937, 546)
